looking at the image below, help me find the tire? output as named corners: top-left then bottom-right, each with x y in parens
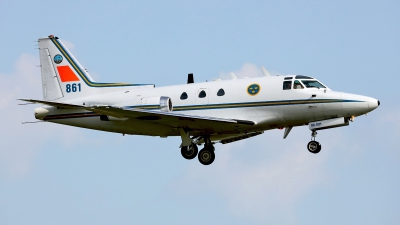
top-left (198, 148), bottom-right (215, 165)
top-left (307, 141), bottom-right (321, 154)
top-left (181, 144), bottom-right (198, 160)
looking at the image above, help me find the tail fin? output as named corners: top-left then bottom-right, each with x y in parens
top-left (38, 35), bottom-right (153, 101)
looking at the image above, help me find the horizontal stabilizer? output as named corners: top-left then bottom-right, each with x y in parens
top-left (19, 99), bottom-right (84, 109)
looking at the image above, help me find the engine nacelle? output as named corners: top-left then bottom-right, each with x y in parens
top-left (141, 96), bottom-right (173, 112)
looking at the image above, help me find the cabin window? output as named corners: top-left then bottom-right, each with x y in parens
top-left (198, 90), bottom-right (206, 98)
top-left (283, 81), bottom-right (292, 90)
top-left (217, 88), bottom-right (225, 96)
top-left (293, 80), bottom-right (304, 89)
top-left (180, 92), bottom-right (188, 100)
top-left (301, 80), bottom-right (326, 89)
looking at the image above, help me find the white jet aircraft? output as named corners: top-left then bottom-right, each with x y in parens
top-left (20, 35), bottom-right (380, 165)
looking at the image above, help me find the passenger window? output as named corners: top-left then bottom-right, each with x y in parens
top-left (180, 92), bottom-right (188, 100)
top-left (293, 80), bottom-right (304, 89)
top-left (198, 90), bottom-right (206, 98)
top-left (283, 81), bottom-right (292, 90)
top-left (217, 89), bottom-right (225, 96)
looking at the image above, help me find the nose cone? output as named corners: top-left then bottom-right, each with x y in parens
top-left (368, 97), bottom-right (380, 111)
top-left (341, 93), bottom-right (379, 117)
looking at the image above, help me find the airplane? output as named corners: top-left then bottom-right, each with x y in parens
top-left (20, 35), bottom-right (380, 165)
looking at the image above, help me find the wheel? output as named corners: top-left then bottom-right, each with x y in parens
top-left (307, 141), bottom-right (321, 154)
top-left (198, 147), bottom-right (215, 165)
top-left (181, 144), bottom-right (198, 160)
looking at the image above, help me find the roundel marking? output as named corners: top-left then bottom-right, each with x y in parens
top-left (54, 54), bottom-right (63, 64)
top-left (247, 83), bottom-right (261, 96)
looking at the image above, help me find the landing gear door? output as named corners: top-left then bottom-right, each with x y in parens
top-left (196, 88), bottom-right (209, 105)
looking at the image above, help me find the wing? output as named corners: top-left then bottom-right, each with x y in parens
top-left (19, 99), bottom-right (256, 135)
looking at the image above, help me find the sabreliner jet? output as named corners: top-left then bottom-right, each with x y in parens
top-left (20, 35), bottom-right (380, 165)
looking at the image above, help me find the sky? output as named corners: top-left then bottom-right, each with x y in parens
top-left (1, 0), bottom-right (399, 224)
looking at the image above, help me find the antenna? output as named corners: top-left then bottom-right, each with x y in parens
top-left (260, 66), bottom-right (271, 77)
top-left (187, 73), bottom-right (194, 84)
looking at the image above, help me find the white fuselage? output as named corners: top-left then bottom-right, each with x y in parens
top-left (41, 75), bottom-right (379, 139)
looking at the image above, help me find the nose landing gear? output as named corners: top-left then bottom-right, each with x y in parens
top-left (307, 130), bottom-right (321, 154)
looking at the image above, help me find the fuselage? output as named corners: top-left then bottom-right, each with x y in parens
top-left (41, 75), bottom-right (379, 139)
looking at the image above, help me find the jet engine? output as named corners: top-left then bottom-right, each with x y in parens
top-left (141, 96), bottom-right (173, 112)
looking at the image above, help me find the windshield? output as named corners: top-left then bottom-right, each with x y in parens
top-left (301, 80), bottom-right (326, 89)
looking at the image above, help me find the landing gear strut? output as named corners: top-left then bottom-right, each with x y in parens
top-left (307, 130), bottom-right (321, 154)
top-left (198, 136), bottom-right (215, 165)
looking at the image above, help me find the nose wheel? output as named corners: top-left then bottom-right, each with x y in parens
top-left (307, 130), bottom-right (321, 154)
top-left (307, 140), bottom-right (321, 153)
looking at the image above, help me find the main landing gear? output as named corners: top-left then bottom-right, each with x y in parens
top-left (307, 130), bottom-right (321, 154)
top-left (197, 137), bottom-right (215, 165)
top-left (180, 144), bottom-right (198, 160)
top-left (180, 135), bottom-right (215, 165)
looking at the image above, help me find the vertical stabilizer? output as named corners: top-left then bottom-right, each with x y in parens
top-left (38, 35), bottom-right (101, 101)
top-left (38, 35), bottom-right (149, 102)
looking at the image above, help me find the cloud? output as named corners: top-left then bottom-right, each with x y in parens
top-left (170, 129), bottom-right (332, 224)
top-left (217, 63), bottom-right (280, 80)
top-left (0, 53), bottom-right (84, 179)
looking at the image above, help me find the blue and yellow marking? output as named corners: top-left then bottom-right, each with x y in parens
top-left (54, 54), bottom-right (63, 64)
top-left (247, 83), bottom-right (261, 96)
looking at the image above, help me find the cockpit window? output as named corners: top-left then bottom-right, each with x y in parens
top-left (283, 81), bottom-right (292, 90)
top-left (301, 80), bottom-right (326, 89)
top-left (295, 75), bottom-right (314, 79)
top-left (180, 92), bottom-right (188, 100)
top-left (293, 80), bottom-right (304, 89)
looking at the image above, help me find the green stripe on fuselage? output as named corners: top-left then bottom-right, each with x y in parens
top-left (129, 99), bottom-right (363, 111)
